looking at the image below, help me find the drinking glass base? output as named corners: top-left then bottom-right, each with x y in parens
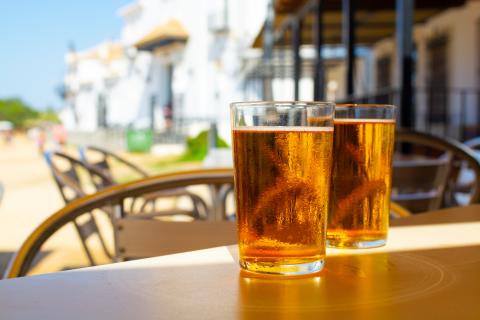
top-left (239, 259), bottom-right (324, 276)
top-left (327, 238), bottom-right (386, 249)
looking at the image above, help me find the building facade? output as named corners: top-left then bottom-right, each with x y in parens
top-left (60, 0), bottom-right (267, 143)
top-left (247, 0), bottom-right (480, 140)
top-left (364, 0), bottom-right (480, 138)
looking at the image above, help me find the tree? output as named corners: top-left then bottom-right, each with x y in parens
top-left (39, 107), bottom-right (60, 123)
top-left (0, 98), bottom-right (39, 128)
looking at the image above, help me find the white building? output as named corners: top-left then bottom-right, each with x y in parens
top-left (60, 0), bottom-right (267, 144)
top-left (61, 41), bottom-right (136, 131)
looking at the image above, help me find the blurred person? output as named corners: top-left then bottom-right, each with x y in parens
top-left (163, 102), bottom-right (173, 130)
top-left (36, 128), bottom-right (46, 155)
top-left (52, 124), bottom-right (67, 150)
top-left (0, 120), bottom-right (14, 145)
top-left (3, 129), bottom-right (13, 145)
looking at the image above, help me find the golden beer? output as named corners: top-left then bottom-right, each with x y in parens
top-left (233, 127), bottom-right (333, 274)
top-left (327, 119), bottom-right (395, 248)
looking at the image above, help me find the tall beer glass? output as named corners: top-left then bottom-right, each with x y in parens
top-left (328, 104), bottom-right (396, 248)
top-left (231, 101), bottom-right (334, 275)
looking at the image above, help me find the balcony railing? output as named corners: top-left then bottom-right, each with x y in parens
top-left (340, 86), bottom-right (480, 140)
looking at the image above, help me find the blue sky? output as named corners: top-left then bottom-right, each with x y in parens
top-left (0, 1), bottom-right (130, 110)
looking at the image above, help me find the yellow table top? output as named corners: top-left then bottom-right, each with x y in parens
top-left (1, 205), bottom-right (480, 319)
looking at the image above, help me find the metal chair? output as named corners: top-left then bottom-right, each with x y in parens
top-left (78, 145), bottom-right (148, 182)
top-left (389, 201), bottom-right (412, 219)
top-left (79, 145), bottom-right (209, 219)
top-left (44, 151), bottom-right (114, 265)
top-left (4, 169), bottom-right (235, 278)
top-left (392, 157), bottom-right (451, 213)
top-left (464, 137), bottom-right (480, 153)
top-left (393, 129), bottom-right (480, 213)
top-left (451, 137), bottom-right (480, 205)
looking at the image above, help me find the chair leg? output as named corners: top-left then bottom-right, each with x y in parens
top-left (189, 193), bottom-right (209, 220)
top-left (218, 184), bottom-right (234, 220)
top-left (88, 213), bottom-right (113, 260)
top-left (73, 221), bottom-right (96, 266)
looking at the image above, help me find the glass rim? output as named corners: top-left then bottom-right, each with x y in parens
top-left (336, 103), bottom-right (396, 109)
top-left (230, 100), bottom-right (335, 109)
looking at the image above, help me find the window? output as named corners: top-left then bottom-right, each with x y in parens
top-left (79, 83), bottom-right (93, 92)
top-left (97, 94), bottom-right (108, 128)
top-left (376, 55), bottom-right (391, 90)
top-left (375, 55), bottom-right (392, 104)
top-left (427, 35), bottom-right (449, 123)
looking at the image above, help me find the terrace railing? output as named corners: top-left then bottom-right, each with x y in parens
top-left (340, 86), bottom-right (480, 140)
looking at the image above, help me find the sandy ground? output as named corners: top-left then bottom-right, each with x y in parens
top-left (0, 135), bottom-right (106, 275)
top-left (0, 136), bottom-right (64, 249)
top-left (0, 134), bottom-right (203, 277)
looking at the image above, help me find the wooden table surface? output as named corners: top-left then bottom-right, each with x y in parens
top-left (1, 205), bottom-right (480, 319)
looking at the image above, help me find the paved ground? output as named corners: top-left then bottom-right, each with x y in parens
top-left (0, 134), bottom-right (201, 277)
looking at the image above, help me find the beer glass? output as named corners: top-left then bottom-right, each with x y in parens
top-left (328, 104), bottom-right (396, 248)
top-left (231, 101), bottom-right (334, 275)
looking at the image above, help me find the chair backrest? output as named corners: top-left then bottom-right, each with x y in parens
top-left (4, 169), bottom-right (235, 278)
top-left (116, 219), bottom-right (236, 259)
top-left (394, 129), bottom-right (480, 212)
top-left (44, 151), bottom-right (115, 265)
top-left (452, 137), bottom-right (480, 205)
top-left (44, 151), bottom-right (115, 202)
top-left (464, 137), bottom-right (480, 155)
top-left (392, 158), bottom-right (451, 212)
top-left (79, 145), bottom-right (149, 183)
top-left (80, 146), bottom-right (234, 220)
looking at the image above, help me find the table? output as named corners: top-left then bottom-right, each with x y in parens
top-left (1, 205), bottom-right (480, 319)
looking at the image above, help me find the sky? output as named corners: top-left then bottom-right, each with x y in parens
top-left (0, 1), bottom-right (130, 111)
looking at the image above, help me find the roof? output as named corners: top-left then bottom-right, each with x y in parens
top-left (253, 0), bottom-right (467, 47)
top-left (66, 42), bottom-right (124, 64)
top-left (117, 1), bottom-right (142, 18)
top-left (134, 19), bottom-right (189, 51)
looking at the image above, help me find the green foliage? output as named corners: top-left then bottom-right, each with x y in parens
top-left (0, 98), bottom-right (39, 128)
top-left (180, 130), bottom-right (229, 161)
top-left (38, 108), bottom-right (60, 123)
top-left (0, 99), bottom-right (60, 128)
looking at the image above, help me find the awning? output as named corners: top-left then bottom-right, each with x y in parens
top-left (135, 19), bottom-right (189, 51)
top-left (253, 0), bottom-right (466, 47)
